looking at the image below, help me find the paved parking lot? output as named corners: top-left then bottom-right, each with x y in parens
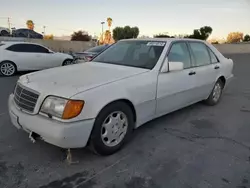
top-left (0, 54), bottom-right (250, 188)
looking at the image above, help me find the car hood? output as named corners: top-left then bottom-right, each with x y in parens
top-left (19, 62), bottom-right (149, 98)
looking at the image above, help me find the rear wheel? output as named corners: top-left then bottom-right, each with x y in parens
top-left (204, 79), bottom-right (224, 106)
top-left (62, 59), bottom-right (73, 66)
top-left (0, 30), bottom-right (9, 36)
top-left (0, 61), bottom-right (17, 76)
top-left (89, 102), bottom-right (134, 155)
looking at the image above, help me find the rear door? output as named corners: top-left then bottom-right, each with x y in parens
top-left (188, 42), bottom-right (221, 100)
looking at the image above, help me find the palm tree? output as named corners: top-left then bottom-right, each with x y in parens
top-left (26, 20), bottom-right (34, 30)
top-left (107, 17), bottom-right (113, 31)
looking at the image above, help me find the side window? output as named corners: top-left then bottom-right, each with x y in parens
top-left (32, 45), bottom-right (49, 53)
top-left (189, 42), bottom-right (210, 66)
top-left (168, 42), bottom-right (191, 69)
top-left (6, 44), bottom-right (25, 52)
top-left (7, 44), bottom-right (49, 53)
top-left (22, 44), bottom-right (49, 53)
top-left (22, 44), bottom-right (35, 52)
top-left (207, 47), bottom-right (219, 63)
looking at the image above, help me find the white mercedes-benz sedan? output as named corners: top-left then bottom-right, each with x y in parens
top-left (8, 38), bottom-right (234, 155)
top-left (0, 41), bottom-right (74, 76)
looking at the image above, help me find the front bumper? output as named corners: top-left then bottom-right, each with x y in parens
top-left (8, 94), bottom-right (95, 148)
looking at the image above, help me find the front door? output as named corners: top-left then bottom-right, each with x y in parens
top-left (156, 41), bottom-right (197, 117)
top-left (28, 44), bottom-right (56, 70)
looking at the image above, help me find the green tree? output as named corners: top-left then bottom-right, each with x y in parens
top-left (154, 34), bottom-right (174, 38)
top-left (243, 34), bottom-right (250, 42)
top-left (26, 20), bottom-right (34, 30)
top-left (187, 26), bottom-right (213, 40)
top-left (113, 26), bottom-right (140, 41)
top-left (131, 27), bottom-right (139, 38)
top-left (71, 30), bottom-right (91, 41)
top-left (112, 27), bottom-right (124, 41)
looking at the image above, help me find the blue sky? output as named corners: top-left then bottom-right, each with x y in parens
top-left (0, 0), bottom-right (249, 38)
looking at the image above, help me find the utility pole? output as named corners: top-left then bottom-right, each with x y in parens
top-left (7, 17), bottom-right (11, 33)
top-left (43, 26), bottom-right (46, 36)
top-left (101, 21), bottom-right (105, 39)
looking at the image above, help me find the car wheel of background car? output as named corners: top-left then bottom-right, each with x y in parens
top-left (0, 61), bottom-right (17, 77)
top-left (89, 102), bottom-right (134, 155)
top-left (205, 79), bottom-right (224, 106)
top-left (62, 59), bottom-right (74, 66)
top-left (0, 30), bottom-right (9, 36)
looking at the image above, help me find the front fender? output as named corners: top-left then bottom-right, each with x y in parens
top-left (71, 71), bottom-right (158, 123)
top-left (71, 81), bottom-right (133, 120)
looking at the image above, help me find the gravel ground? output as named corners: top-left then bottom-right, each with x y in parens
top-left (0, 54), bottom-right (250, 188)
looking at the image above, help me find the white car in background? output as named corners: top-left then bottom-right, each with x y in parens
top-left (8, 38), bottom-right (234, 155)
top-left (0, 27), bottom-right (10, 36)
top-left (0, 41), bottom-right (74, 76)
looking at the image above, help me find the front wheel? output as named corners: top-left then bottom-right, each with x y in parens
top-left (89, 102), bottom-right (134, 155)
top-left (204, 80), bottom-right (224, 106)
top-left (62, 59), bottom-right (74, 66)
top-left (0, 61), bottom-right (17, 76)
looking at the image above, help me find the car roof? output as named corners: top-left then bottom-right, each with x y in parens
top-left (0, 41), bottom-right (42, 45)
top-left (15, 28), bottom-right (30, 31)
top-left (120, 38), bottom-right (206, 43)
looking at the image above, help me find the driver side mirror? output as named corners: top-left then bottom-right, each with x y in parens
top-left (161, 61), bottom-right (184, 73)
top-left (48, 49), bottom-right (54, 54)
top-left (169, 61), bottom-right (184, 72)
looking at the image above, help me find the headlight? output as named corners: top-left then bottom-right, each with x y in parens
top-left (40, 96), bottom-right (84, 119)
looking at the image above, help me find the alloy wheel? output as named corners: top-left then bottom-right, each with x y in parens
top-left (63, 60), bottom-right (73, 66)
top-left (0, 62), bottom-right (15, 76)
top-left (212, 82), bottom-right (222, 102)
top-left (101, 111), bottom-right (128, 147)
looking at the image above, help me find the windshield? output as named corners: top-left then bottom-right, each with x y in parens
top-left (92, 41), bottom-right (165, 69)
top-left (85, 45), bottom-right (108, 53)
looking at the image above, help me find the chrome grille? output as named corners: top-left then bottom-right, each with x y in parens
top-left (14, 84), bottom-right (39, 113)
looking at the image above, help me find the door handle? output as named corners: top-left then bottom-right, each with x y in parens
top-left (188, 71), bottom-right (196, 76)
top-left (214, 65), bottom-right (220, 69)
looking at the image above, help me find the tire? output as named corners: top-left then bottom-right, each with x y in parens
top-left (0, 61), bottom-right (17, 77)
top-left (62, 59), bottom-right (73, 66)
top-left (0, 30), bottom-right (9, 36)
top-left (204, 79), bottom-right (224, 106)
top-left (89, 102), bottom-right (134, 156)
